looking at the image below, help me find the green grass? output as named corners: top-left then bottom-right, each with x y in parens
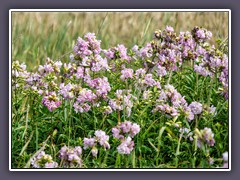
top-left (12, 12), bottom-right (228, 69)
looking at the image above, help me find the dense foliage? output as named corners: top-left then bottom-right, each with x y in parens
top-left (12, 26), bottom-right (229, 169)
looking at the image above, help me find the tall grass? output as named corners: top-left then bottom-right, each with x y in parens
top-left (12, 12), bottom-right (228, 69)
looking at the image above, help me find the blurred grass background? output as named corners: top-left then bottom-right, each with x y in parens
top-left (11, 11), bottom-right (229, 70)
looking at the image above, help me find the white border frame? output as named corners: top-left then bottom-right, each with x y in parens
top-left (9, 9), bottom-right (231, 171)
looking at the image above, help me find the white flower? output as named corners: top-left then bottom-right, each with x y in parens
top-left (222, 151), bottom-right (228, 162)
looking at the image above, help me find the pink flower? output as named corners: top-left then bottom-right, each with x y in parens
top-left (94, 130), bottom-right (110, 149)
top-left (83, 138), bottom-right (96, 150)
top-left (91, 147), bottom-right (98, 157)
top-left (112, 121), bottom-right (141, 140)
top-left (189, 101), bottom-right (203, 115)
top-left (166, 26), bottom-right (174, 33)
top-left (42, 92), bottom-right (61, 112)
top-left (117, 137), bottom-right (135, 154)
top-left (120, 68), bottom-right (134, 81)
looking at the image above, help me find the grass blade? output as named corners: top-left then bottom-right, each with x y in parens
top-left (19, 130), bottom-right (34, 156)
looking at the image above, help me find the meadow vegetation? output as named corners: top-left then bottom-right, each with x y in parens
top-left (11, 11), bottom-right (229, 169)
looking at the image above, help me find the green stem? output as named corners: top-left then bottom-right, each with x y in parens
top-left (68, 100), bottom-right (73, 147)
top-left (192, 135), bottom-right (198, 168)
top-left (118, 111), bottom-right (121, 124)
top-left (195, 115), bottom-right (198, 129)
top-left (207, 77), bottom-right (214, 106)
top-left (13, 77), bottom-right (18, 123)
top-left (70, 101), bottom-right (74, 141)
top-left (200, 77), bottom-right (207, 102)
top-left (82, 67), bottom-right (86, 86)
top-left (51, 114), bottom-right (53, 124)
top-left (125, 154), bottom-right (129, 168)
top-left (167, 70), bottom-right (173, 84)
top-left (100, 114), bottom-right (107, 129)
top-left (93, 110), bottom-right (97, 130)
top-left (35, 122), bottom-right (38, 151)
top-left (194, 117), bottom-right (203, 167)
top-left (196, 73), bottom-right (199, 100)
top-left (175, 131), bottom-right (184, 168)
top-left (115, 153), bottom-right (121, 168)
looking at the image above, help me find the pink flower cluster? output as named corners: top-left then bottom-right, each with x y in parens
top-left (31, 151), bottom-right (58, 168)
top-left (189, 101), bottom-right (203, 115)
top-left (59, 146), bottom-right (83, 167)
top-left (135, 43), bottom-right (153, 60)
top-left (63, 62), bottom-right (77, 78)
top-left (109, 89), bottom-right (136, 117)
top-left (117, 136), bottom-right (135, 155)
top-left (153, 84), bottom-right (204, 121)
top-left (179, 127), bottom-right (194, 141)
top-left (70, 32), bottom-right (110, 73)
top-left (112, 121), bottom-right (140, 154)
top-left (156, 64), bottom-right (167, 77)
top-left (59, 83), bottom-right (75, 99)
top-left (83, 130), bottom-right (110, 157)
top-left (150, 26), bottom-right (227, 99)
top-left (12, 61), bottom-right (29, 79)
top-left (72, 77), bottom-right (111, 113)
top-left (157, 48), bottom-right (182, 71)
top-left (73, 88), bottom-right (97, 113)
top-left (196, 127), bottom-right (215, 148)
top-left (42, 91), bottom-right (61, 112)
top-left (103, 105), bottom-right (113, 114)
top-left (192, 26), bottom-right (212, 43)
top-left (87, 77), bottom-right (111, 98)
top-left (178, 31), bottom-right (197, 59)
top-left (221, 151), bottom-right (228, 168)
top-left (103, 44), bottom-right (131, 62)
top-left (193, 44), bottom-right (227, 79)
top-left (38, 58), bottom-right (62, 76)
top-left (120, 68), bottom-right (134, 81)
top-left (13, 26), bottom-right (228, 118)
top-left (219, 55), bottom-right (229, 99)
top-left (134, 68), bottom-right (161, 89)
top-left (201, 127), bottom-right (215, 147)
top-left (72, 33), bottom-right (101, 60)
top-left (153, 84), bottom-right (185, 116)
top-left (90, 55), bottom-right (109, 72)
top-left (12, 60), bottom-right (32, 91)
top-left (25, 72), bottom-right (42, 92)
